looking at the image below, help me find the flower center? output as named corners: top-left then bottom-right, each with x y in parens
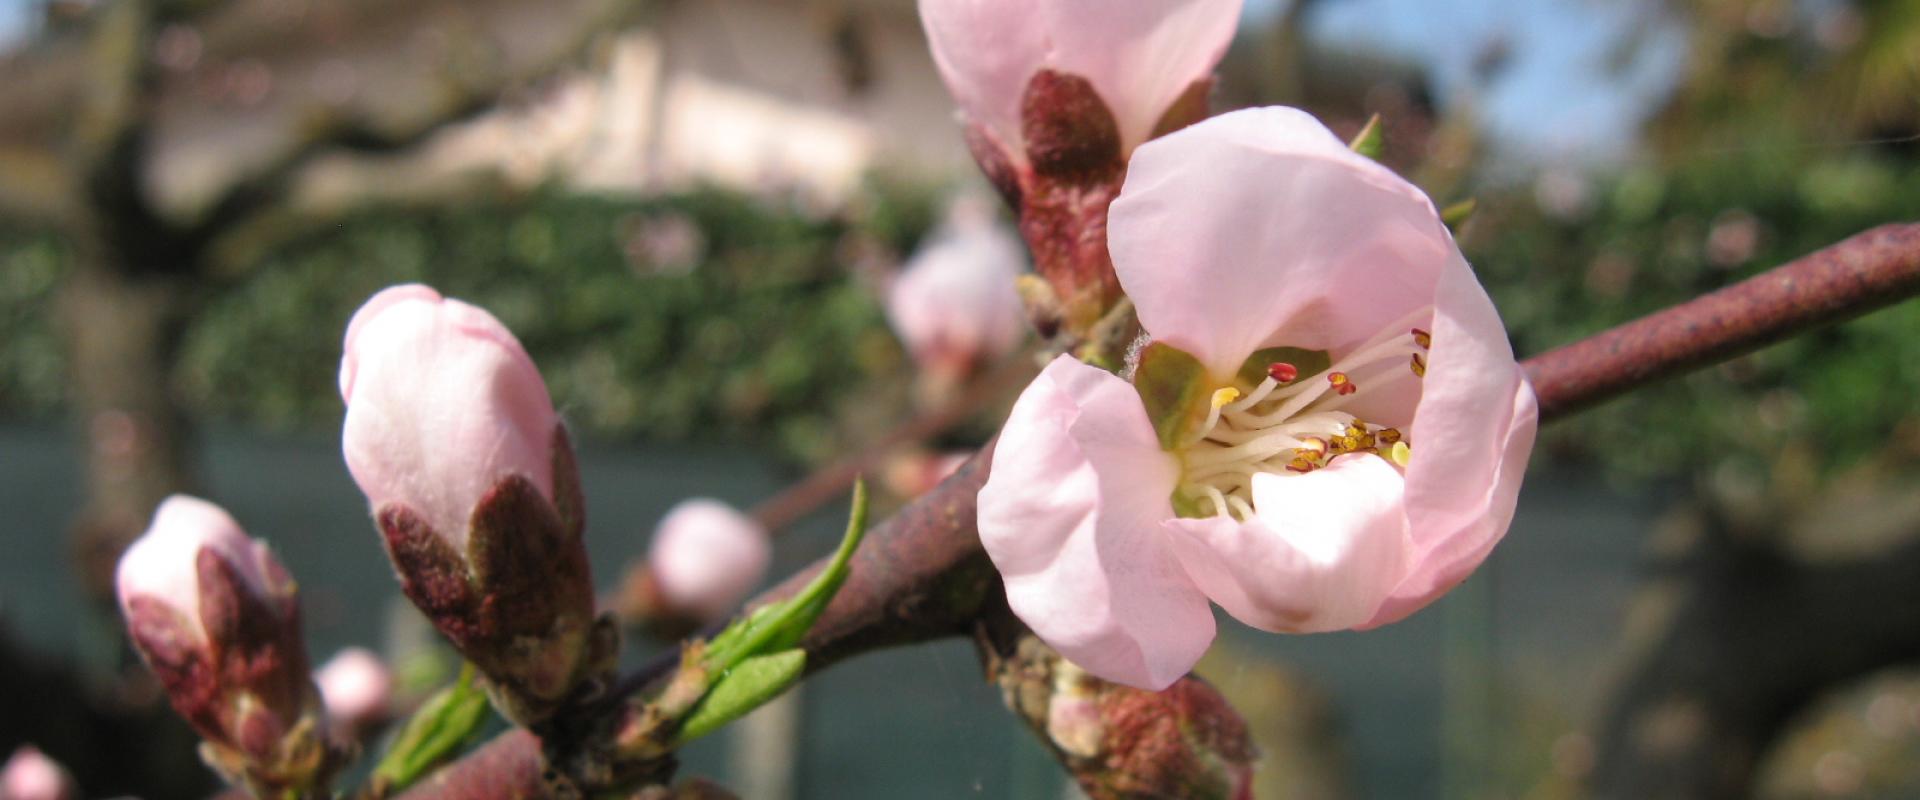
top-left (1174, 307), bottom-right (1433, 521)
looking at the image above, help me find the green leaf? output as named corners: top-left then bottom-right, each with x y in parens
top-left (1234, 347), bottom-right (1332, 389)
top-left (1132, 341), bottom-right (1211, 451)
top-left (372, 663), bottom-right (494, 792)
top-left (702, 478), bottom-right (870, 672)
top-left (1348, 113), bottom-right (1385, 160)
top-left (1442, 197), bottom-right (1478, 231)
top-left (675, 650), bottom-right (807, 744)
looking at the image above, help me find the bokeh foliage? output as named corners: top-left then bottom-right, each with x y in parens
top-left (0, 181), bottom-right (944, 463)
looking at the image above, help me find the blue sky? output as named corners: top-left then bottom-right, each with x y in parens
top-left (1252, 0), bottom-right (1687, 165)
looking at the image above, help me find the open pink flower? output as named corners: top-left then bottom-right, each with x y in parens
top-left (340, 284), bottom-right (557, 550)
top-left (978, 107), bottom-right (1538, 690)
top-left (918, 0), bottom-right (1243, 158)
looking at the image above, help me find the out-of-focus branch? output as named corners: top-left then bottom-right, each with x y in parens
top-left (395, 222), bottom-right (1920, 796)
top-left (747, 352), bottom-right (1036, 534)
top-left (1525, 222), bottom-right (1920, 421)
top-left (0, 145), bottom-right (77, 225)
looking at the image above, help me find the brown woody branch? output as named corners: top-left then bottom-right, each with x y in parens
top-left (395, 221), bottom-right (1920, 797)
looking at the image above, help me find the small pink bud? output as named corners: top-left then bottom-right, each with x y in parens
top-left (316, 647), bottom-right (394, 732)
top-left (114, 496), bottom-right (336, 794)
top-left (647, 499), bottom-right (772, 623)
top-left (340, 284), bottom-right (558, 552)
top-left (115, 495), bottom-right (275, 647)
top-left (887, 206), bottom-right (1027, 383)
top-left (2, 747), bottom-right (76, 800)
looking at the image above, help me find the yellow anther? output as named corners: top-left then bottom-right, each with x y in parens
top-left (1328, 371), bottom-right (1357, 396)
top-left (1389, 441), bottom-right (1412, 468)
top-left (1412, 328), bottom-right (1432, 349)
top-left (1377, 427), bottom-right (1403, 445)
top-left (1210, 387), bottom-right (1241, 410)
top-left (1410, 352), bottom-right (1427, 377)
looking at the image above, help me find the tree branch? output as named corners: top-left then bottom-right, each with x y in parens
top-left (394, 222), bottom-right (1920, 796)
top-left (1524, 222), bottom-right (1920, 421)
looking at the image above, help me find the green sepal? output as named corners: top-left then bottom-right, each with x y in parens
top-left (1348, 113), bottom-right (1384, 160)
top-left (1133, 341), bottom-right (1211, 451)
top-left (1234, 347), bottom-right (1332, 389)
top-left (675, 650), bottom-right (807, 744)
top-left (371, 663), bottom-right (494, 793)
top-left (1442, 197), bottom-right (1478, 231)
top-left (702, 479), bottom-right (869, 672)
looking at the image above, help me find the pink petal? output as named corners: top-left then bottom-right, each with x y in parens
top-left (1108, 107), bottom-right (1453, 378)
top-left (115, 495), bottom-right (271, 643)
top-left (918, 0), bottom-right (1051, 153)
top-left (647, 499), bottom-right (772, 623)
top-left (1039, 0), bottom-right (1243, 151)
top-left (979, 355), bottom-right (1214, 690)
top-left (1162, 457), bottom-right (1409, 633)
top-left (918, 0), bottom-right (1242, 154)
top-left (339, 286), bottom-right (557, 552)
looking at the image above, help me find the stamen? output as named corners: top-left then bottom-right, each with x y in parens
top-left (1328, 372), bottom-right (1357, 396)
top-left (1412, 328), bottom-right (1432, 349)
top-left (1211, 387), bottom-right (1241, 408)
top-left (1389, 441), bottom-right (1412, 468)
top-left (1267, 362), bottom-right (1298, 383)
top-left (1410, 352), bottom-right (1427, 377)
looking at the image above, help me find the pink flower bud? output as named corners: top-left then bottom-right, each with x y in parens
top-left (114, 496), bottom-right (338, 794)
top-left (918, 0), bottom-right (1243, 161)
top-left (887, 211), bottom-right (1027, 383)
top-left (339, 285), bottom-right (606, 726)
top-left (2, 747), bottom-right (76, 800)
top-left (315, 647), bottom-right (394, 733)
top-left (647, 499), bottom-right (772, 623)
top-left (340, 284), bottom-right (558, 551)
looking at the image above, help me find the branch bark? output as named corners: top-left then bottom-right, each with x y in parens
top-left (397, 221), bottom-right (1920, 796)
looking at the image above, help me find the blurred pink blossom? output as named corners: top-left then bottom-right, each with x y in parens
top-left (2, 746), bottom-right (76, 800)
top-left (315, 647), bottom-right (395, 733)
top-left (887, 203), bottom-right (1027, 383)
top-left (648, 499), bottom-right (772, 623)
top-left (977, 108), bottom-right (1538, 689)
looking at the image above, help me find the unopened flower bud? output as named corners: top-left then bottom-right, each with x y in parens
top-left (3, 746), bottom-right (77, 800)
top-left (918, 0), bottom-right (1241, 330)
top-left (340, 284), bottom-right (609, 725)
top-left (315, 647), bottom-right (394, 734)
top-left (887, 204), bottom-right (1027, 394)
top-left (647, 500), bottom-right (771, 625)
top-left (115, 496), bottom-right (337, 795)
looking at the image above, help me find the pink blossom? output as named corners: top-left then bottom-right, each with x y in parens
top-left (977, 107), bottom-right (1538, 690)
top-left (648, 499), bottom-right (772, 623)
top-left (315, 647), bottom-right (394, 731)
top-left (115, 495), bottom-right (277, 646)
top-left (886, 207), bottom-right (1027, 381)
top-left (115, 496), bottom-right (333, 792)
top-left (2, 747), bottom-right (76, 800)
top-left (917, 0), bottom-right (1243, 157)
top-left (339, 284), bottom-right (557, 549)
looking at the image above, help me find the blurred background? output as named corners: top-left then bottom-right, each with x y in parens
top-left (3, 0), bottom-right (1919, 797)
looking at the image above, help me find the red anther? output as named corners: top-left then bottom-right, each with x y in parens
top-left (1328, 371), bottom-right (1357, 396)
top-left (1267, 362), bottom-right (1299, 383)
